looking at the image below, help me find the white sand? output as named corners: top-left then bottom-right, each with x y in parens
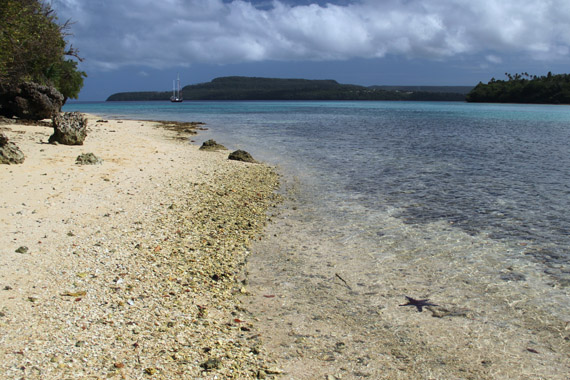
top-left (0, 116), bottom-right (280, 379)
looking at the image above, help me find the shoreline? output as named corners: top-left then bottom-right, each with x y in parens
top-left (2, 111), bottom-right (568, 380)
top-left (0, 115), bottom-right (281, 379)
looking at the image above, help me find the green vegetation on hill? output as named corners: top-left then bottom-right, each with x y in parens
top-left (106, 76), bottom-right (468, 101)
top-left (0, 0), bottom-right (85, 101)
top-left (371, 85), bottom-right (473, 95)
top-left (466, 72), bottom-right (570, 104)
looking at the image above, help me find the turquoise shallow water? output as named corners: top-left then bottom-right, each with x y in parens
top-left (65, 102), bottom-right (570, 272)
top-left (63, 100), bottom-right (570, 378)
top-left (64, 100), bottom-right (570, 310)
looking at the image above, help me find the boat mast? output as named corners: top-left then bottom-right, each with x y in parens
top-left (177, 73), bottom-right (181, 99)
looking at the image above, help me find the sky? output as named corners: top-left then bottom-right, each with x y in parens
top-left (51, 0), bottom-right (570, 101)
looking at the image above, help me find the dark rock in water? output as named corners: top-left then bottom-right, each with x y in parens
top-left (76, 153), bottom-right (102, 165)
top-left (0, 132), bottom-right (25, 164)
top-left (199, 139), bottom-right (227, 151)
top-left (228, 149), bottom-right (256, 163)
top-left (49, 112), bottom-right (88, 145)
top-left (0, 82), bottom-right (64, 120)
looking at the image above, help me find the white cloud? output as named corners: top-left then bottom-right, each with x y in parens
top-left (52, 0), bottom-right (570, 71)
top-left (486, 55), bottom-right (502, 64)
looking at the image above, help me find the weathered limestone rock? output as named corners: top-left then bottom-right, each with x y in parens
top-left (76, 153), bottom-right (102, 165)
top-left (228, 149), bottom-right (256, 163)
top-left (0, 82), bottom-right (64, 120)
top-left (0, 116), bottom-right (15, 124)
top-left (199, 139), bottom-right (227, 151)
top-left (49, 112), bottom-right (88, 145)
top-left (0, 132), bottom-right (25, 164)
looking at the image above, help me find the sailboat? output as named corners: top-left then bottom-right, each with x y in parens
top-left (170, 73), bottom-right (183, 102)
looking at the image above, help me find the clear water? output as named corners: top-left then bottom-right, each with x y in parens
top-left (64, 100), bottom-right (570, 313)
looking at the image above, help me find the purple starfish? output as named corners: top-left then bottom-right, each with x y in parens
top-left (399, 296), bottom-right (438, 312)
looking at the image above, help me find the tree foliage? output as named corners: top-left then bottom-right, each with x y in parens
top-left (0, 0), bottom-right (85, 100)
top-left (466, 72), bottom-right (570, 104)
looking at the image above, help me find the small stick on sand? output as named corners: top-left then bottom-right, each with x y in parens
top-left (335, 273), bottom-right (352, 290)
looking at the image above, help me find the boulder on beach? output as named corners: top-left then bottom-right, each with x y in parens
top-left (199, 139), bottom-right (227, 151)
top-left (76, 153), bottom-right (102, 165)
top-left (0, 82), bottom-right (64, 120)
top-left (0, 132), bottom-right (25, 164)
top-left (49, 112), bottom-right (88, 145)
top-left (228, 149), bottom-right (256, 163)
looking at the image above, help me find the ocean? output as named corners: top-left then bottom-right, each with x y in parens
top-left (64, 100), bottom-right (570, 378)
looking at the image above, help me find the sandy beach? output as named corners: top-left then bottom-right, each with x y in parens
top-left (0, 116), bottom-right (280, 379)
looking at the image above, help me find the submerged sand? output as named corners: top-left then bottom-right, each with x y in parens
top-left (0, 116), bottom-right (280, 379)
top-left (247, 183), bottom-right (570, 379)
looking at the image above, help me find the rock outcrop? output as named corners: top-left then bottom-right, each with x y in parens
top-left (0, 132), bottom-right (25, 164)
top-left (0, 82), bottom-right (64, 120)
top-left (228, 150), bottom-right (256, 163)
top-left (49, 112), bottom-right (88, 145)
top-left (199, 139), bottom-right (227, 151)
top-left (76, 153), bottom-right (102, 165)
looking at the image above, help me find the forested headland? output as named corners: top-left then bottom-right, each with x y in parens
top-left (106, 77), bottom-right (469, 101)
top-left (466, 73), bottom-right (570, 104)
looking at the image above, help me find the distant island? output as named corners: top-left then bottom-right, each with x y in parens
top-left (106, 76), bottom-right (471, 102)
top-left (466, 72), bottom-right (570, 104)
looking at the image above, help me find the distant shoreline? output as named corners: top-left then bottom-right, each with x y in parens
top-left (106, 76), bottom-right (471, 102)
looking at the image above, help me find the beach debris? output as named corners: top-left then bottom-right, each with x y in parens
top-left (76, 152), bottom-right (103, 165)
top-left (60, 290), bottom-right (87, 297)
top-left (201, 357), bottom-right (222, 370)
top-left (49, 111), bottom-right (88, 145)
top-left (144, 367), bottom-right (157, 375)
top-left (428, 306), bottom-right (471, 318)
top-left (15, 246), bottom-right (29, 254)
top-left (334, 273), bottom-right (352, 290)
top-left (265, 367), bottom-right (284, 375)
top-left (399, 296), bottom-right (438, 312)
top-left (199, 139), bottom-right (227, 151)
top-left (0, 132), bottom-right (25, 164)
top-left (154, 120), bottom-right (199, 141)
top-left (228, 149), bottom-right (256, 163)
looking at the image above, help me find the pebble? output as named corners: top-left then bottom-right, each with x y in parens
top-left (15, 246), bottom-right (29, 254)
